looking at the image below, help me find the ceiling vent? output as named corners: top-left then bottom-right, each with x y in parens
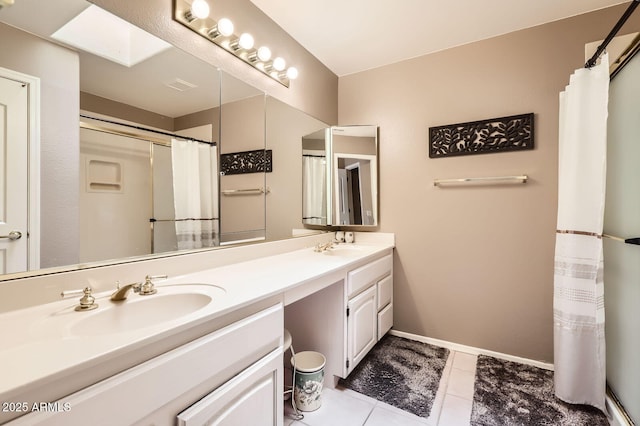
top-left (165, 78), bottom-right (198, 92)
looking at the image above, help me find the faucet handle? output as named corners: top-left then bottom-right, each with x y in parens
top-left (140, 274), bottom-right (167, 296)
top-left (145, 274), bottom-right (168, 282)
top-left (61, 287), bottom-right (99, 311)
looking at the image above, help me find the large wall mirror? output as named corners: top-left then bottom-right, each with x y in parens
top-left (0, 0), bottom-right (329, 282)
top-left (265, 96), bottom-right (329, 240)
top-left (302, 126), bottom-right (379, 227)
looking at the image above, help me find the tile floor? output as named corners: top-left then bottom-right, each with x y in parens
top-left (284, 350), bottom-right (478, 426)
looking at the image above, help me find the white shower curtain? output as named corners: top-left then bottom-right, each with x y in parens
top-left (302, 156), bottom-right (327, 224)
top-left (171, 138), bottom-right (218, 250)
top-left (554, 53), bottom-right (609, 412)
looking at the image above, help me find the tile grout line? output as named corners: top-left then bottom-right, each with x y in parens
top-left (360, 403), bottom-right (376, 426)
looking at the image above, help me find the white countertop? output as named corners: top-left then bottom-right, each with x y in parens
top-left (0, 234), bottom-right (394, 409)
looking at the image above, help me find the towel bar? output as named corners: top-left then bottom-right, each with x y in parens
top-left (433, 175), bottom-right (528, 186)
top-left (221, 187), bottom-right (270, 196)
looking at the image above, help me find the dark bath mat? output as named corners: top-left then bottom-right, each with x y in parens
top-left (338, 335), bottom-right (450, 418)
top-left (471, 355), bottom-right (609, 425)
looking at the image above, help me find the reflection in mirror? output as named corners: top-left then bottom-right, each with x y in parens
top-left (301, 126), bottom-right (379, 227)
top-left (0, 0), bottom-right (270, 281)
top-left (332, 126), bottom-right (378, 226)
top-left (266, 97), bottom-right (329, 239)
top-left (219, 72), bottom-right (266, 245)
top-left (0, 0), bottom-right (329, 285)
top-left (302, 129), bottom-right (330, 226)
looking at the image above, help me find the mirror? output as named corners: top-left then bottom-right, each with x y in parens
top-left (0, 0), bottom-right (335, 285)
top-left (266, 96), bottom-right (329, 239)
top-left (219, 73), bottom-right (267, 245)
top-left (302, 129), bottom-right (330, 226)
top-left (302, 126), bottom-right (378, 227)
top-left (0, 0), bottom-right (273, 280)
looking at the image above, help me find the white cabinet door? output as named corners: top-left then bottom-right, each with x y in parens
top-left (177, 349), bottom-right (282, 426)
top-left (347, 285), bottom-right (377, 375)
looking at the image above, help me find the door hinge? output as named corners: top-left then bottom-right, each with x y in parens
top-left (346, 307), bottom-right (350, 317)
top-left (346, 359), bottom-right (350, 369)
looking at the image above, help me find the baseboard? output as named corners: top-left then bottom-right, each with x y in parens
top-left (389, 330), bottom-right (554, 371)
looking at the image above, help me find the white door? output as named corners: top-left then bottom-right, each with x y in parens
top-left (0, 75), bottom-right (29, 274)
top-left (347, 285), bottom-right (377, 375)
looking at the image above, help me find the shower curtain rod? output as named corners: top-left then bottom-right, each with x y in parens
top-left (603, 234), bottom-right (640, 245)
top-left (80, 114), bottom-right (217, 146)
top-left (585, 0), bottom-right (640, 68)
top-left (150, 218), bottom-right (219, 222)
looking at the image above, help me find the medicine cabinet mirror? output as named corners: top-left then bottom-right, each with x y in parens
top-left (302, 126), bottom-right (379, 227)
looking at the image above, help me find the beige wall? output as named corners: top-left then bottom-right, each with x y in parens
top-left (91, 0), bottom-right (338, 125)
top-left (0, 22), bottom-right (80, 268)
top-left (338, 5), bottom-right (640, 362)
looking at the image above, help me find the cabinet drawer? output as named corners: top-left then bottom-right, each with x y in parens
top-left (377, 303), bottom-right (393, 340)
top-left (347, 254), bottom-right (392, 297)
top-left (377, 274), bottom-right (392, 310)
top-left (10, 304), bottom-right (283, 426)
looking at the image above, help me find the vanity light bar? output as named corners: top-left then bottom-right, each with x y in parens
top-left (173, 0), bottom-right (298, 88)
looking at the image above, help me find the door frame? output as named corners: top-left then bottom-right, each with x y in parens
top-left (0, 66), bottom-right (40, 271)
top-left (345, 161), bottom-right (363, 224)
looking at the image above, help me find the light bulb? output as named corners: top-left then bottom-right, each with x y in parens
top-left (273, 57), bottom-right (286, 71)
top-left (238, 33), bottom-right (254, 50)
top-left (217, 18), bottom-right (234, 37)
top-left (286, 67), bottom-right (298, 80)
top-left (190, 0), bottom-right (210, 19)
top-left (257, 46), bottom-right (271, 62)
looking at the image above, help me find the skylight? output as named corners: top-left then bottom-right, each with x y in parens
top-left (52, 5), bottom-right (171, 67)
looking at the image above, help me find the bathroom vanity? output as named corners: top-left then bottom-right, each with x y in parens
top-left (0, 233), bottom-right (394, 425)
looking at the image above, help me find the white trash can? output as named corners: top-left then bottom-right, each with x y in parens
top-left (291, 351), bottom-right (326, 412)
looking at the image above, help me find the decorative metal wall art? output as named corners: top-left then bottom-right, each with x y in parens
top-left (429, 113), bottom-right (534, 158)
top-left (220, 149), bottom-right (272, 175)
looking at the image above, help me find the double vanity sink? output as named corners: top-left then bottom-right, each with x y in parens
top-left (0, 235), bottom-right (394, 424)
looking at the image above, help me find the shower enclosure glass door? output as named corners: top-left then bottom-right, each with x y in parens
top-left (604, 48), bottom-right (640, 424)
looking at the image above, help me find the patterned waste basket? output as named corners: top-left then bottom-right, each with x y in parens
top-left (291, 351), bottom-right (326, 412)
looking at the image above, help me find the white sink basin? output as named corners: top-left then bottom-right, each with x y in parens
top-left (69, 290), bottom-right (216, 336)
